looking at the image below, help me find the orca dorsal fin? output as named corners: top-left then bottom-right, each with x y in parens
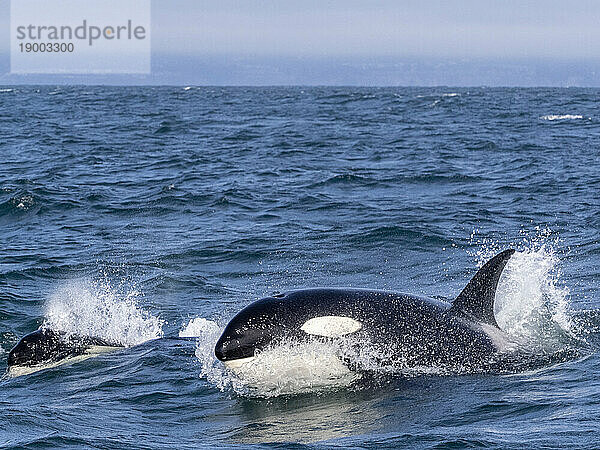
top-left (450, 249), bottom-right (515, 328)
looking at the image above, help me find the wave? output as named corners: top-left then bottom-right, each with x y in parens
top-left (347, 225), bottom-right (451, 248)
top-left (317, 91), bottom-right (379, 105)
top-left (0, 183), bottom-right (86, 219)
top-left (0, 192), bottom-right (38, 217)
top-left (307, 173), bottom-right (379, 189)
top-left (395, 173), bottom-right (483, 184)
top-left (540, 114), bottom-right (588, 121)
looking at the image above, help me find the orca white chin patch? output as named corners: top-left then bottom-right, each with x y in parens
top-left (301, 316), bottom-right (362, 338)
top-left (223, 356), bottom-right (255, 371)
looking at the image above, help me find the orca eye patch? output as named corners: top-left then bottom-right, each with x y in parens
top-left (300, 316), bottom-right (362, 338)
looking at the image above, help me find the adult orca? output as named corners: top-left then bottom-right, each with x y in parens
top-left (7, 328), bottom-right (123, 375)
top-left (215, 249), bottom-right (516, 373)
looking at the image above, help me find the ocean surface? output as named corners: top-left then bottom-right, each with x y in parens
top-left (0, 86), bottom-right (599, 448)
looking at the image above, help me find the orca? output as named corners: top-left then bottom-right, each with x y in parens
top-left (7, 328), bottom-right (123, 375)
top-left (215, 249), bottom-right (516, 373)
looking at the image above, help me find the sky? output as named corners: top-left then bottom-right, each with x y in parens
top-left (152, 0), bottom-right (600, 59)
top-left (1, 0), bottom-right (600, 85)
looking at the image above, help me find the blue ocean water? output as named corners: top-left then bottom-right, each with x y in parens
top-left (0, 86), bottom-right (599, 448)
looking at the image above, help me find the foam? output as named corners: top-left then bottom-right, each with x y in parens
top-left (541, 114), bottom-right (586, 121)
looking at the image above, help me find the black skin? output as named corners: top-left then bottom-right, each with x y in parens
top-left (7, 328), bottom-right (121, 368)
top-left (214, 288), bottom-right (498, 369)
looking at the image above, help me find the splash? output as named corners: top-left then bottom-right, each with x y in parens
top-left (189, 317), bottom-right (359, 397)
top-left (471, 228), bottom-right (573, 350)
top-left (495, 248), bottom-right (572, 347)
top-left (184, 318), bottom-right (232, 392)
top-left (44, 278), bottom-right (163, 347)
top-left (180, 317), bottom-right (217, 338)
top-left (229, 341), bottom-right (359, 397)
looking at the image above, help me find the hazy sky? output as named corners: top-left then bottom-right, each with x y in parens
top-left (152, 0), bottom-right (600, 59)
top-left (2, 0), bottom-right (600, 85)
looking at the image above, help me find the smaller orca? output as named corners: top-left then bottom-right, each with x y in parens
top-left (7, 328), bottom-right (123, 375)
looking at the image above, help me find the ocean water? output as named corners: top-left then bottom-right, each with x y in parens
top-left (0, 86), bottom-right (599, 448)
